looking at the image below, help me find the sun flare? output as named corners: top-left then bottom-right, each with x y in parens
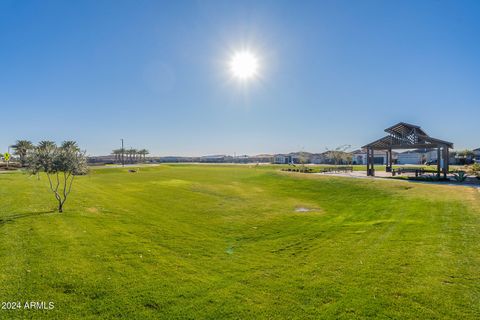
top-left (229, 51), bottom-right (259, 80)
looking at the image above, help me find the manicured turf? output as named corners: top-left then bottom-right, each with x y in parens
top-left (1, 165), bottom-right (479, 319)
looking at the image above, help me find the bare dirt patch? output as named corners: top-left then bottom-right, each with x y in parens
top-left (294, 207), bottom-right (321, 213)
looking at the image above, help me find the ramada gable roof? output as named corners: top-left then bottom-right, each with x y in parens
top-left (363, 122), bottom-right (453, 150)
top-left (384, 122), bottom-right (427, 137)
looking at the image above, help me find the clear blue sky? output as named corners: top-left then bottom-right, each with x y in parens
top-left (1, 0), bottom-right (479, 156)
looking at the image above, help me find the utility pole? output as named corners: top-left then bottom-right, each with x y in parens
top-left (121, 139), bottom-right (125, 167)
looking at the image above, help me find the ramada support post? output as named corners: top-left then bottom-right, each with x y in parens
top-left (370, 148), bottom-right (373, 176)
top-left (442, 146), bottom-right (449, 179)
top-left (386, 148), bottom-right (392, 172)
top-left (369, 148), bottom-right (372, 176)
top-left (366, 147), bottom-right (375, 176)
top-left (366, 148), bottom-right (370, 176)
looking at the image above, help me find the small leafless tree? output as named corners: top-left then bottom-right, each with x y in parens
top-left (297, 151), bottom-right (310, 172)
top-left (28, 141), bottom-right (88, 212)
top-left (325, 145), bottom-right (352, 165)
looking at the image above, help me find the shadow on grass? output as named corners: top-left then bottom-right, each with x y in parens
top-left (0, 210), bottom-right (57, 226)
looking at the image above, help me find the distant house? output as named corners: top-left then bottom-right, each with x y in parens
top-left (232, 155), bottom-right (250, 163)
top-left (250, 154), bottom-right (274, 163)
top-left (273, 154), bottom-right (293, 164)
top-left (473, 148), bottom-right (480, 163)
top-left (87, 155), bottom-right (116, 164)
top-left (156, 156), bottom-right (197, 163)
top-left (311, 152), bottom-right (328, 164)
top-left (273, 152), bottom-right (316, 164)
top-left (453, 151), bottom-right (476, 165)
top-left (275, 151), bottom-right (351, 165)
top-left (351, 149), bottom-right (397, 165)
top-left (200, 155), bottom-right (229, 163)
top-left (397, 149), bottom-right (438, 165)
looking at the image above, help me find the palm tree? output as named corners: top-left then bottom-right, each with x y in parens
top-left (61, 141), bottom-right (80, 151)
top-left (120, 147), bottom-right (125, 165)
top-left (38, 141), bottom-right (56, 149)
top-left (138, 149), bottom-right (150, 162)
top-left (11, 140), bottom-right (34, 166)
top-left (125, 149), bottom-right (131, 163)
top-left (111, 149), bottom-right (122, 163)
top-left (127, 148), bottom-right (137, 163)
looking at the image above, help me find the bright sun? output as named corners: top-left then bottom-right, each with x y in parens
top-left (229, 51), bottom-right (259, 80)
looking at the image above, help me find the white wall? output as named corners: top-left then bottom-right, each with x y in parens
top-left (353, 152), bottom-right (388, 165)
top-left (397, 153), bottom-right (422, 164)
top-left (397, 150), bottom-right (437, 165)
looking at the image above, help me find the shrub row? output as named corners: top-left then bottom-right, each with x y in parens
top-left (281, 167), bottom-right (313, 173)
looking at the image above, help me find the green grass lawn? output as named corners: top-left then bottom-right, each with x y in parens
top-left (1, 165), bottom-right (479, 319)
